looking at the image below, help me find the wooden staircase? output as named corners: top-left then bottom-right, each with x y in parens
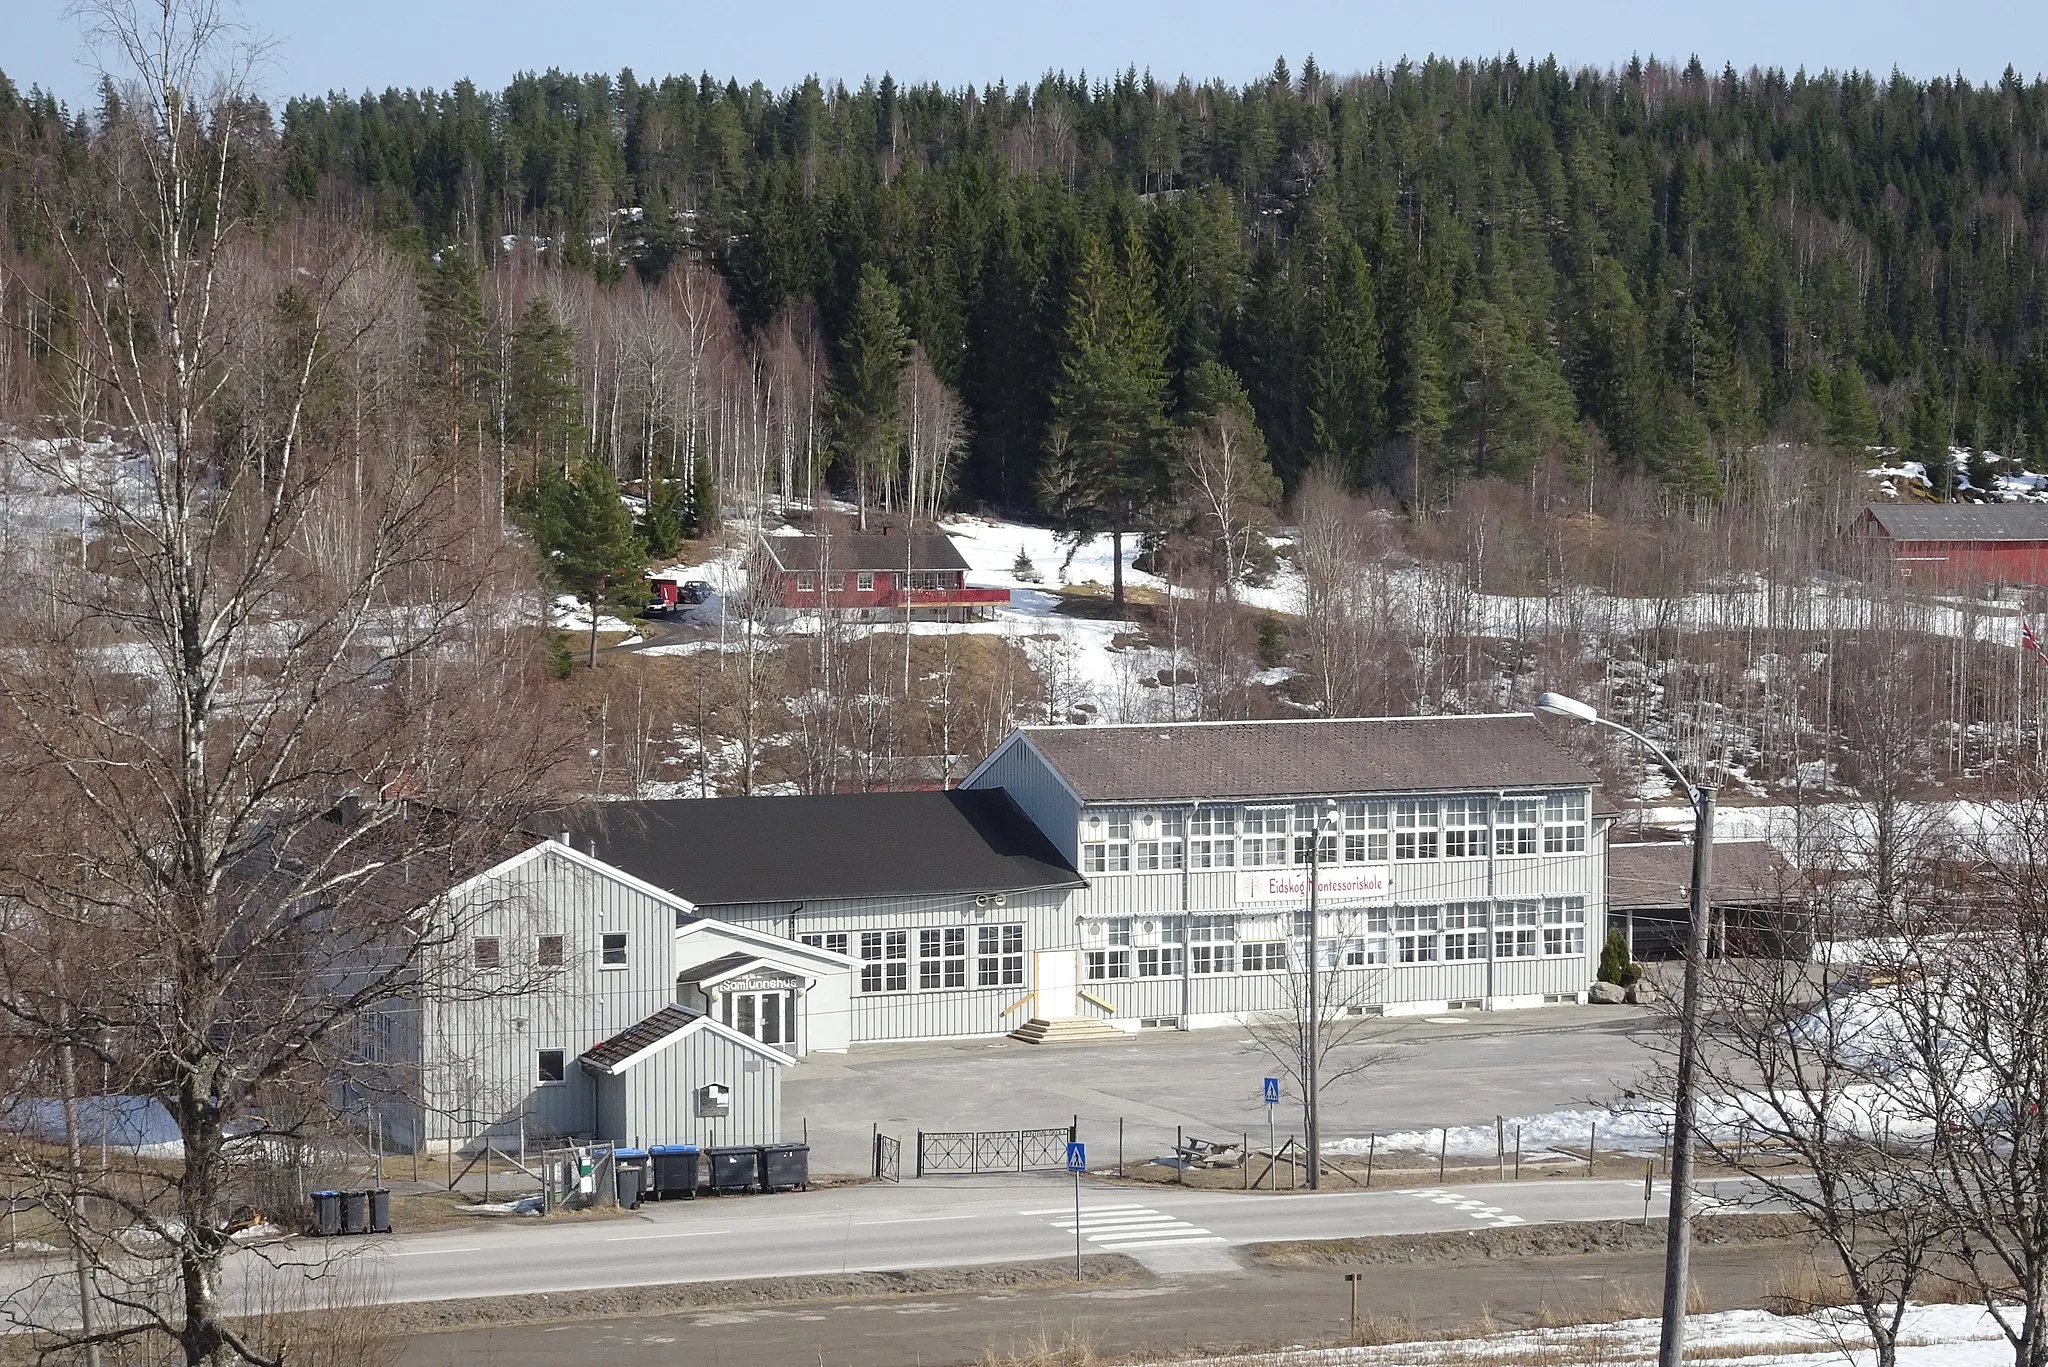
top-left (1009, 1016), bottom-right (1126, 1045)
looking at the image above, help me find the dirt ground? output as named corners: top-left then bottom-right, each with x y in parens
top-left (391, 1217), bottom-right (1828, 1367)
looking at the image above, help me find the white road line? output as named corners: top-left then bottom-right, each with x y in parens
top-left (388, 1246), bottom-right (482, 1257)
top-left (601, 1229), bottom-right (732, 1242)
top-left (1087, 1227), bottom-right (1213, 1243)
top-left (855, 1214), bottom-right (982, 1226)
top-left (1096, 1235), bottom-right (1228, 1249)
top-left (1052, 1215), bottom-right (1180, 1229)
top-left (1019, 1204), bottom-right (1152, 1216)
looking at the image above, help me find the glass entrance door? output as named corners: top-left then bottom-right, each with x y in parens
top-left (723, 990), bottom-right (796, 1050)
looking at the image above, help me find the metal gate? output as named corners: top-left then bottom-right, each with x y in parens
top-left (916, 1125), bottom-right (1075, 1176)
top-left (873, 1132), bottom-right (900, 1183)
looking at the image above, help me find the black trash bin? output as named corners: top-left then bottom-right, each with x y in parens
top-left (613, 1148), bottom-right (649, 1209)
top-left (368, 1188), bottom-right (391, 1234)
top-left (310, 1190), bottom-right (342, 1237)
top-left (706, 1145), bottom-right (758, 1193)
top-left (647, 1144), bottom-right (700, 1200)
top-left (339, 1190), bottom-right (368, 1235)
top-left (756, 1143), bottom-right (810, 1192)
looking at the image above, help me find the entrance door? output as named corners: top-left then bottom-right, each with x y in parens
top-left (1034, 950), bottom-right (1078, 1018)
top-left (724, 990), bottom-right (799, 1053)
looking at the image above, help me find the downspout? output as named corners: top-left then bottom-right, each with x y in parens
top-left (1486, 793), bottom-right (1502, 1005)
top-left (1180, 800), bottom-right (1197, 1029)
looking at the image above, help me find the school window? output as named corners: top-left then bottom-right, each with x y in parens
top-left (1133, 810), bottom-right (1185, 871)
top-left (1393, 905), bottom-right (1440, 963)
top-left (1442, 798), bottom-right (1491, 859)
top-left (978, 923), bottom-right (1025, 986)
top-left (536, 1049), bottom-right (566, 1085)
top-left (1342, 801), bottom-right (1390, 862)
top-left (1498, 799), bottom-right (1541, 856)
top-left (1136, 946), bottom-right (1186, 977)
top-left (1494, 901), bottom-right (1541, 958)
top-left (535, 935), bottom-right (564, 969)
top-left (600, 933), bottom-right (628, 968)
top-left (472, 937), bottom-right (501, 970)
top-left (1105, 918), bottom-right (1131, 947)
top-left (859, 930), bottom-right (909, 993)
top-left (1084, 949), bottom-right (1132, 980)
top-left (856, 570), bottom-right (875, 592)
top-left (1191, 942), bottom-right (1235, 974)
top-left (1241, 942), bottom-right (1287, 972)
top-left (800, 932), bottom-right (850, 956)
top-left (1080, 811), bottom-right (1132, 874)
top-left (1542, 897), bottom-right (1588, 956)
top-left (1241, 806), bottom-right (1292, 867)
top-left (1188, 807), bottom-right (1237, 868)
top-left (919, 927), bottom-right (968, 989)
top-left (1292, 803), bottom-right (1338, 865)
top-left (1442, 903), bottom-right (1490, 960)
top-left (1342, 935), bottom-right (1388, 966)
top-left (1189, 918), bottom-right (1236, 973)
top-left (826, 573), bottom-right (845, 592)
top-left (795, 571), bottom-right (815, 592)
top-left (1543, 793), bottom-right (1589, 855)
top-left (1394, 801), bottom-right (1440, 860)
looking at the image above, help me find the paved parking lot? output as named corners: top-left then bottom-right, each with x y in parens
top-left (785, 1004), bottom-right (1658, 1174)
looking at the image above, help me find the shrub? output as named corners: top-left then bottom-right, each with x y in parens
top-left (1598, 930), bottom-right (1629, 985)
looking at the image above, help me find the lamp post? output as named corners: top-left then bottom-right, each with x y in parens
top-left (1304, 796), bottom-right (1338, 1192)
top-left (1536, 692), bottom-right (1713, 1367)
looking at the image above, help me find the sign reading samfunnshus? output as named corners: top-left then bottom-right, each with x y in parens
top-left (1234, 866), bottom-right (1392, 906)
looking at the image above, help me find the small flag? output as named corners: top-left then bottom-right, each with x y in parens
top-left (2025, 621), bottom-right (2048, 664)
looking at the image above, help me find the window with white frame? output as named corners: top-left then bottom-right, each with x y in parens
top-left (1189, 915), bottom-right (1236, 973)
top-left (1543, 792), bottom-right (1589, 855)
top-left (1188, 807), bottom-right (1236, 868)
top-left (978, 923), bottom-right (1025, 986)
top-left (1241, 941), bottom-right (1287, 972)
top-left (1393, 905), bottom-right (1440, 962)
top-left (1542, 897), bottom-right (1588, 956)
top-left (1394, 801), bottom-right (1440, 860)
top-left (1134, 810), bottom-right (1185, 871)
top-left (1494, 900), bottom-right (1540, 957)
top-left (919, 927), bottom-right (968, 989)
top-left (1084, 947), bottom-right (1131, 979)
top-left (859, 930), bottom-right (909, 993)
top-left (1136, 945), bottom-right (1186, 977)
top-left (795, 571), bottom-right (815, 592)
top-left (1442, 903), bottom-right (1489, 960)
top-left (856, 570), bottom-right (875, 592)
top-left (601, 932), bottom-right (628, 968)
top-left (1241, 806), bottom-right (1292, 867)
top-left (1080, 811), bottom-right (1132, 874)
top-left (1498, 798), bottom-right (1540, 856)
top-left (472, 937), bottom-right (501, 970)
top-left (800, 932), bottom-right (850, 956)
top-left (1442, 798), bottom-right (1491, 859)
top-left (1342, 934), bottom-right (1388, 966)
top-left (826, 572), bottom-right (845, 592)
top-left (536, 1049), bottom-right (566, 1085)
top-left (1292, 803), bottom-right (1339, 865)
top-left (1342, 801), bottom-right (1390, 862)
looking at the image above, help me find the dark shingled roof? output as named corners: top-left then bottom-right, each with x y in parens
top-left (1608, 840), bottom-right (1794, 910)
top-left (680, 952), bottom-right (761, 983)
top-left (760, 532), bottom-right (970, 573)
top-left (1011, 715), bottom-right (1599, 803)
top-left (581, 1005), bottom-right (700, 1071)
top-left (1862, 502), bottom-right (2048, 542)
top-left (547, 789), bottom-right (1083, 906)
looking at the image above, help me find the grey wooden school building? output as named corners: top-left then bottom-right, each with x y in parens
top-left (396, 714), bottom-right (1609, 1151)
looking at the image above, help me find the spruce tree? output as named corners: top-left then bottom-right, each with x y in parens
top-left (506, 297), bottom-right (582, 491)
top-left (828, 263), bottom-right (911, 526)
top-left (419, 250), bottom-right (494, 457)
top-left (1827, 361), bottom-right (1881, 451)
top-left (1306, 238), bottom-right (1385, 482)
top-left (1908, 384), bottom-right (1953, 499)
top-left (547, 460), bottom-right (647, 667)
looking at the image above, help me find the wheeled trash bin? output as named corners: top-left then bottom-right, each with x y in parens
top-left (756, 1143), bottom-right (810, 1192)
top-left (706, 1145), bottom-right (759, 1193)
top-left (613, 1148), bottom-right (649, 1209)
top-left (647, 1144), bottom-right (700, 1200)
top-left (310, 1190), bottom-right (342, 1236)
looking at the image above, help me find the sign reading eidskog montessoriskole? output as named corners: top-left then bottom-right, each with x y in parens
top-left (1234, 866), bottom-right (1392, 906)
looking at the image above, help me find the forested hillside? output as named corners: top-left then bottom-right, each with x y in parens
top-left (7, 56), bottom-right (2048, 518)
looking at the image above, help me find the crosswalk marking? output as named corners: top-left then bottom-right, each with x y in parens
top-left (1409, 1188), bottom-right (1526, 1227)
top-left (1028, 1203), bottom-right (1222, 1249)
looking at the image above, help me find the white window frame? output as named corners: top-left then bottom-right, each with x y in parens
top-left (856, 570), bottom-right (875, 592)
top-left (1442, 798), bottom-right (1491, 859)
top-left (1341, 800), bottom-right (1390, 863)
top-left (472, 936), bottom-right (501, 970)
top-left (1292, 802), bottom-right (1338, 866)
top-left (600, 932), bottom-right (628, 969)
top-left (978, 923), bottom-right (1025, 987)
top-left (1498, 798), bottom-right (1541, 856)
top-left (1241, 806), bottom-right (1291, 868)
top-left (919, 926), bottom-right (968, 990)
top-left (795, 571), bottom-right (815, 592)
top-left (1080, 811), bottom-right (1132, 875)
top-left (1084, 949), bottom-right (1132, 980)
top-left (1494, 900), bottom-right (1541, 958)
top-left (1394, 800), bottom-right (1440, 861)
top-left (535, 1048), bottom-right (566, 1086)
top-left (1241, 941), bottom-right (1287, 972)
top-left (1133, 810), bottom-right (1185, 872)
top-left (1542, 896), bottom-right (1588, 957)
top-left (1442, 902), bottom-right (1489, 960)
top-left (1136, 945), bottom-right (1185, 977)
top-left (1393, 904), bottom-right (1440, 963)
top-left (800, 931), bottom-right (849, 956)
top-left (1543, 792), bottom-right (1589, 855)
top-left (1189, 806), bottom-right (1236, 868)
top-left (859, 929), bottom-right (910, 994)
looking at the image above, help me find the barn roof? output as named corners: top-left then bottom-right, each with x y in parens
top-left (759, 532), bottom-right (970, 573)
top-left (1861, 502), bottom-right (2048, 542)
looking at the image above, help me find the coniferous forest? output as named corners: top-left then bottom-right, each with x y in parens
top-left (8, 56), bottom-right (2048, 521)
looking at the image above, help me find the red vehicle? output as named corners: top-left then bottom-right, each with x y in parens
top-left (759, 530), bottom-right (1009, 618)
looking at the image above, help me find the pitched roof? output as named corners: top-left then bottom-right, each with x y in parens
top-left (578, 1004), bottom-right (792, 1074)
top-left (1861, 502), bottom-right (2048, 542)
top-left (999, 715), bottom-right (1599, 803)
top-left (545, 788), bottom-right (1083, 905)
top-left (760, 532), bottom-right (969, 574)
top-left (1607, 840), bottom-right (1794, 910)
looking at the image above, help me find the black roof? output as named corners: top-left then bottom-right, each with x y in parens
top-left (581, 1005), bottom-right (701, 1071)
top-left (545, 789), bottom-right (1083, 906)
top-left (1862, 502), bottom-right (2048, 542)
top-left (760, 532), bottom-right (970, 573)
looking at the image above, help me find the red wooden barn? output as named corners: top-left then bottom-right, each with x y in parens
top-left (1854, 503), bottom-right (2048, 586)
top-left (758, 530), bottom-right (1010, 617)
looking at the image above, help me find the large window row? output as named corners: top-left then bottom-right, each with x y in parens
top-left (1078, 794), bottom-right (1588, 875)
top-left (1079, 899), bottom-right (1587, 979)
top-left (809, 924), bottom-right (1028, 996)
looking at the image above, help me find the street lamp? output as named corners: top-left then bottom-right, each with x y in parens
top-left (1304, 796), bottom-right (1339, 1192)
top-left (1535, 691), bottom-right (1714, 1367)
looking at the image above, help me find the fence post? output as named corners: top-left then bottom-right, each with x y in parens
top-left (1496, 1116), bottom-right (1505, 1180)
top-left (1118, 1118), bottom-right (1125, 1178)
top-left (1514, 1125), bottom-right (1522, 1179)
top-left (1437, 1129), bottom-right (1447, 1182)
top-left (1588, 1121), bottom-right (1597, 1177)
top-left (1241, 1131), bottom-right (1248, 1189)
top-left (916, 1131), bottom-right (925, 1179)
top-left (1365, 1133), bottom-right (1376, 1189)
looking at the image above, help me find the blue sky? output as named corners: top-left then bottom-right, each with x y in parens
top-left (10, 0), bottom-right (2044, 109)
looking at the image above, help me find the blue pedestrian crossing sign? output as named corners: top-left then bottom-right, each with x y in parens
top-left (1066, 1142), bottom-right (1086, 1173)
top-left (1263, 1076), bottom-right (1281, 1106)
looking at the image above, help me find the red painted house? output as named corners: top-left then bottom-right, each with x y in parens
top-left (1854, 503), bottom-right (2048, 586)
top-left (759, 531), bottom-right (1010, 617)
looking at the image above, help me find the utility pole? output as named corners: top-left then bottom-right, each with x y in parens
top-left (1304, 798), bottom-right (1337, 1191)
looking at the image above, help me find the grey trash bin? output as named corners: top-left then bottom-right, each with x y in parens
top-left (613, 1149), bottom-right (648, 1209)
top-left (647, 1144), bottom-right (699, 1199)
top-left (339, 1190), bottom-right (368, 1235)
top-left (310, 1190), bottom-right (342, 1236)
top-left (757, 1143), bottom-right (809, 1192)
top-left (706, 1146), bottom-right (758, 1193)
top-left (368, 1188), bottom-right (391, 1233)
